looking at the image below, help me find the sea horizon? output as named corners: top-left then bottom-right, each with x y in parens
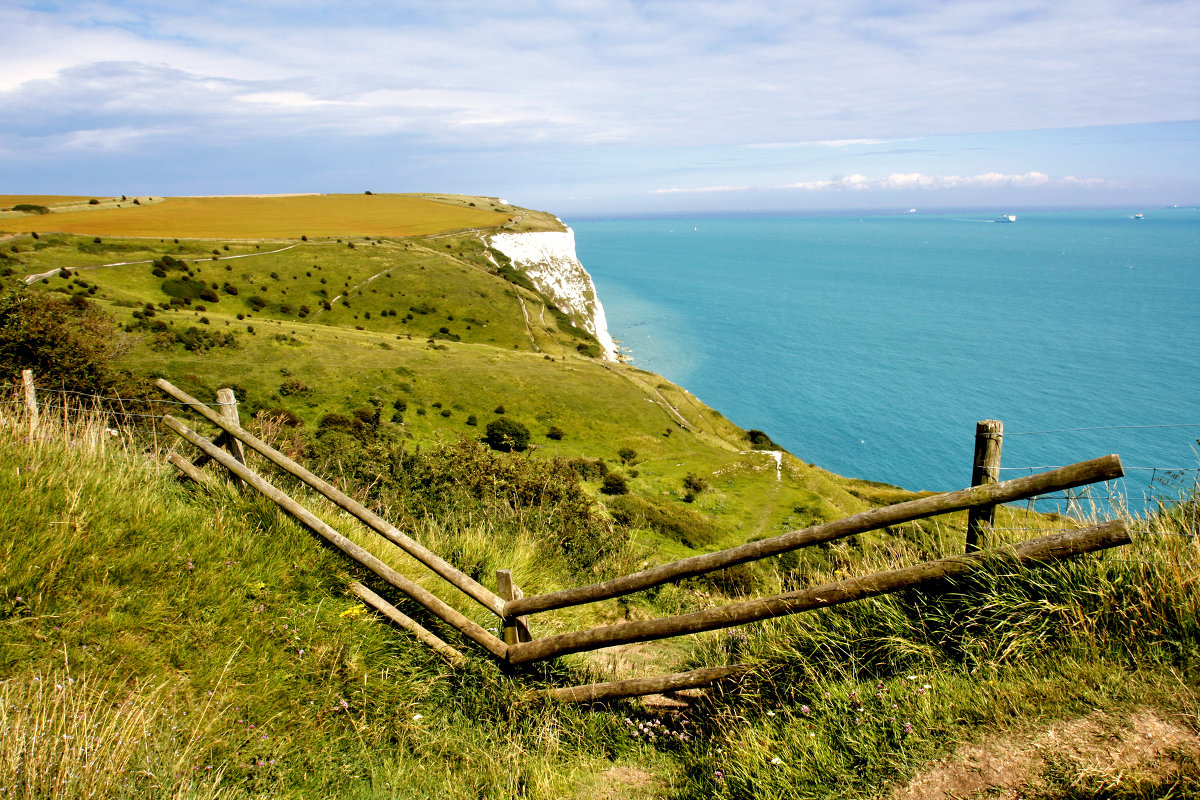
top-left (572, 207), bottom-right (1200, 512)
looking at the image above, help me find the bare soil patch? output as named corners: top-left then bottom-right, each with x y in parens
top-left (891, 707), bottom-right (1199, 799)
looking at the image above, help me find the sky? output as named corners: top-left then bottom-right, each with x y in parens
top-left (2, 0), bottom-right (1198, 215)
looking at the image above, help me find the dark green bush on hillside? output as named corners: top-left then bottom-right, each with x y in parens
top-left (484, 417), bottom-right (530, 452)
top-left (0, 289), bottom-right (135, 397)
top-left (11, 204), bottom-right (49, 215)
top-left (747, 428), bottom-right (782, 450)
top-left (600, 472), bottom-right (629, 495)
top-left (161, 277), bottom-right (205, 300)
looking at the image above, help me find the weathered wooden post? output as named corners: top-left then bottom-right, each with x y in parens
top-left (216, 387), bottom-right (247, 489)
top-left (21, 369), bottom-right (38, 435)
top-left (496, 569), bottom-right (532, 646)
top-left (965, 419), bottom-right (1004, 552)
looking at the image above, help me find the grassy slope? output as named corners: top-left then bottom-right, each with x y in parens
top-left (6, 210), bottom-right (887, 551)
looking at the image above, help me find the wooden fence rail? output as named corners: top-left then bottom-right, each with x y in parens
top-left (162, 414), bottom-right (508, 660)
top-left (154, 379), bottom-right (1132, 700)
top-left (508, 520), bottom-right (1130, 664)
top-left (156, 378), bottom-right (507, 618)
top-left (505, 454), bottom-right (1124, 617)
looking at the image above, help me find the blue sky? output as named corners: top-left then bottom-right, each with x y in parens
top-left (2, 1), bottom-right (1197, 214)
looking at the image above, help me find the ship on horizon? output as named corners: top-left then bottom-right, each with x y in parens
top-left (995, 213), bottom-right (1017, 223)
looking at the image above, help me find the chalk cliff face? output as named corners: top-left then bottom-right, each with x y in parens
top-left (488, 228), bottom-right (619, 362)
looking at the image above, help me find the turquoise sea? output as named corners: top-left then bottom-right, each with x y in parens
top-left (571, 209), bottom-right (1200, 510)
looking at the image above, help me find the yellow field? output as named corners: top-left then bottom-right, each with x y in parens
top-left (0, 195), bottom-right (97, 207)
top-left (0, 194), bottom-right (512, 238)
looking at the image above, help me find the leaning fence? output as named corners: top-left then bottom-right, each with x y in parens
top-left (144, 378), bottom-right (1137, 700)
top-left (12, 371), bottom-right (1194, 702)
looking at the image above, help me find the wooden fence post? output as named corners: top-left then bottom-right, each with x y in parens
top-left (496, 569), bottom-right (532, 646)
top-left (965, 419), bottom-right (1003, 552)
top-left (216, 387), bottom-right (247, 489)
top-left (21, 369), bottom-right (38, 435)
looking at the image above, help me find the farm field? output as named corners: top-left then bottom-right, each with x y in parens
top-left (0, 193), bottom-right (521, 238)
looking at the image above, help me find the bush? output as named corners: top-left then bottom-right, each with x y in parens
top-left (161, 277), bottom-right (205, 300)
top-left (567, 458), bottom-right (609, 480)
top-left (683, 472), bottom-right (709, 496)
top-left (10, 204), bottom-right (49, 215)
top-left (0, 288), bottom-right (134, 397)
top-left (546, 426), bottom-right (565, 440)
top-left (617, 447), bottom-right (638, 465)
top-left (600, 472), bottom-right (630, 496)
top-left (747, 429), bottom-right (782, 450)
top-left (278, 378), bottom-right (309, 397)
top-left (484, 417), bottom-right (530, 452)
top-left (258, 407), bottom-right (303, 428)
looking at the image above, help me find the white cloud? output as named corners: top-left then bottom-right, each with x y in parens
top-left (782, 171), bottom-right (1072, 191)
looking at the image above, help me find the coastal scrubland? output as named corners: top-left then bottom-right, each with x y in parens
top-left (1, 195), bottom-right (1197, 798)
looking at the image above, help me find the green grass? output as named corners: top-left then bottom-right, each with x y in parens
top-left (3, 382), bottom-right (1199, 799)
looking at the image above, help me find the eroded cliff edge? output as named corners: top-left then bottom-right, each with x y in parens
top-left (488, 227), bottom-right (619, 362)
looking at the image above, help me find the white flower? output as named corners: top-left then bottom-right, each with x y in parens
top-left (770, 757), bottom-right (783, 765)
top-left (412, 713), bottom-right (423, 721)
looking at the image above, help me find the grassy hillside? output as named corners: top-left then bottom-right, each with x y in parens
top-left (1, 205), bottom-right (891, 552)
top-left (3, 383), bottom-right (1197, 800)
top-left (2, 194), bottom-right (1198, 798)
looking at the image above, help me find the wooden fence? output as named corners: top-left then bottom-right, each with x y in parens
top-left (149, 378), bottom-right (1129, 702)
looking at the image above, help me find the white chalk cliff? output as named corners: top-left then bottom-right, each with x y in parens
top-left (488, 228), bottom-right (619, 362)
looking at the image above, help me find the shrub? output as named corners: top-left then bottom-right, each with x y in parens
top-left (11, 203), bottom-right (49, 215)
top-left (466, 414), bottom-right (478, 426)
top-left (600, 472), bottom-right (630, 496)
top-left (546, 426), bottom-right (565, 440)
top-left (747, 429), bottom-right (782, 450)
top-left (161, 278), bottom-right (205, 300)
top-left (88, 198), bottom-right (99, 205)
top-left (278, 378), bottom-right (309, 397)
top-left (175, 326), bottom-right (235, 353)
top-left (484, 417), bottom-right (530, 452)
top-left (567, 458), bottom-right (609, 480)
top-left (0, 288), bottom-right (134, 396)
top-left (258, 407), bottom-right (303, 427)
top-left (683, 472), bottom-right (709, 495)
top-left (617, 447), bottom-right (638, 465)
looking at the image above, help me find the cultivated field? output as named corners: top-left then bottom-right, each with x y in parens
top-left (0, 193), bottom-right (514, 238)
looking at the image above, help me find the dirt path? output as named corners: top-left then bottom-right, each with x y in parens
top-left (22, 242), bottom-right (309, 284)
top-left (891, 707), bottom-right (1200, 799)
top-left (517, 295), bottom-right (541, 352)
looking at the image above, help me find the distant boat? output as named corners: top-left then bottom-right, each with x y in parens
top-left (908, 208), bottom-right (917, 214)
top-left (1133, 212), bottom-right (1144, 220)
top-left (995, 214), bottom-right (1017, 223)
